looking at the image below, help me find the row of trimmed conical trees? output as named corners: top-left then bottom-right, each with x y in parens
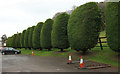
top-left (6, 2), bottom-right (120, 53)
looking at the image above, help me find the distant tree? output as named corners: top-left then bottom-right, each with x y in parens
top-left (20, 30), bottom-right (26, 48)
top-left (33, 22), bottom-right (43, 50)
top-left (98, 2), bottom-right (106, 31)
top-left (52, 12), bottom-right (63, 20)
top-left (1, 34), bottom-right (7, 46)
top-left (68, 2), bottom-right (102, 53)
top-left (51, 13), bottom-right (70, 51)
top-left (28, 26), bottom-right (35, 49)
top-left (40, 19), bottom-right (53, 51)
top-left (106, 2), bottom-right (120, 52)
top-left (24, 27), bottom-right (31, 49)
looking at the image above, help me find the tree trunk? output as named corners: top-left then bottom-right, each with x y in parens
top-left (48, 48), bottom-right (51, 51)
top-left (82, 50), bottom-right (86, 55)
top-left (61, 49), bottom-right (63, 52)
top-left (29, 48), bottom-right (31, 50)
top-left (40, 48), bottom-right (42, 50)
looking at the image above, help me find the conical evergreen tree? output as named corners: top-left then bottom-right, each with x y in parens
top-left (33, 22), bottom-right (43, 50)
top-left (106, 2), bottom-right (120, 52)
top-left (40, 19), bottom-right (53, 51)
top-left (68, 2), bottom-right (102, 53)
top-left (51, 13), bottom-right (70, 51)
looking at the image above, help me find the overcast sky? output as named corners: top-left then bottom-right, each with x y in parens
top-left (0, 0), bottom-right (105, 38)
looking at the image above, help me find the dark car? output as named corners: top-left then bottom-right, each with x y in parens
top-left (1, 47), bottom-right (21, 55)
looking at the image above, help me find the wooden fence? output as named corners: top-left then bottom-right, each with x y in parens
top-left (97, 37), bottom-right (108, 50)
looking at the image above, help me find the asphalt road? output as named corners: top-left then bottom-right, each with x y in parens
top-left (1, 54), bottom-right (119, 72)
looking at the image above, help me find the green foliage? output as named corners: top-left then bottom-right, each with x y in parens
top-left (24, 27), bottom-right (31, 49)
top-left (9, 37), bottom-right (13, 47)
top-left (51, 13), bottom-right (70, 51)
top-left (106, 2), bottom-right (120, 52)
top-left (20, 30), bottom-right (26, 48)
top-left (40, 19), bottom-right (53, 50)
top-left (28, 26), bottom-right (35, 49)
top-left (33, 22), bottom-right (43, 49)
top-left (6, 37), bottom-right (12, 47)
top-left (15, 33), bottom-right (21, 48)
top-left (11, 34), bottom-right (17, 48)
top-left (68, 2), bottom-right (102, 52)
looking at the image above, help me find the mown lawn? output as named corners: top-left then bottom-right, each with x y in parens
top-left (18, 31), bottom-right (120, 67)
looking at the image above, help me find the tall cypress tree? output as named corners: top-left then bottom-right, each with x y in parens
top-left (106, 2), bottom-right (120, 52)
top-left (68, 2), bottom-right (102, 53)
top-left (33, 22), bottom-right (43, 50)
top-left (20, 30), bottom-right (26, 48)
top-left (51, 13), bottom-right (70, 51)
top-left (28, 26), bottom-right (35, 49)
top-left (6, 37), bottom-right (11, 47)
top-left (12, 34), bottom-right (17, 48)
top-left (9, 37), bottom-right (13, 47)
top-left (15, 33), bottom-right (21, 48)
top-left (24, 27), bottom-right (31, 49)
top-left (40, 19), bottom-right (53, 51)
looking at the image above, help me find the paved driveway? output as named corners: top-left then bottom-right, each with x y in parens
top-left (1, 54), bottom-right (118, 72)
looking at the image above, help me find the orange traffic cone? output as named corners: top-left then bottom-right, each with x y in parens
top-left (32, 51), bottom-right (34, 55)
top-left (67, 53), bottom-right (75, 64)
top-left (80, 56), bottom-right (84, 68)
top-left (78, 56), bottom-right (86, 69)
top-left (69, 53), bottom-right (72, 63)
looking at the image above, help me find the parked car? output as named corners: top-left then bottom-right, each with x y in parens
top-left (1, 47), bottom-right (21, 55)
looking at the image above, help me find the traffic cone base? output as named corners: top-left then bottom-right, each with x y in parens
top-left (32, 51), bottom-right (34, 55)
top-left (80, 63), bottom-right (84, 68)
top-left (67, 62), bottom-right (75, 64)
top-left (78, 67), bottom-right (86, 69)
top-left (69, 60), bottom-right (72, 62)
